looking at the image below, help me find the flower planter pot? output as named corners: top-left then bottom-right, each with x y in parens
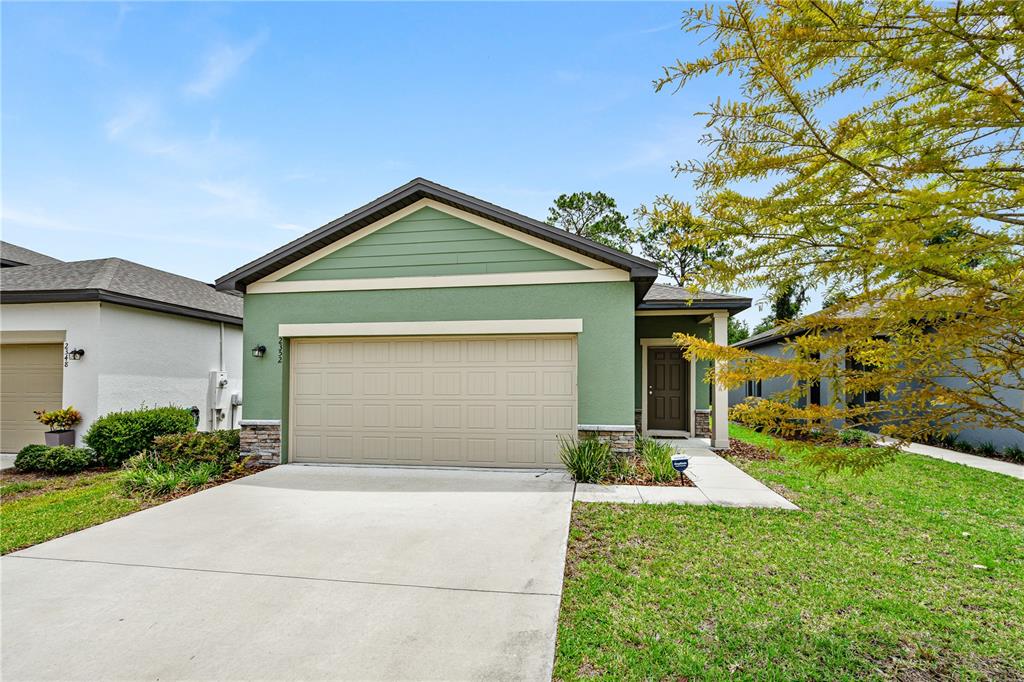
top-left (44, 430), bottom-right (75, 447)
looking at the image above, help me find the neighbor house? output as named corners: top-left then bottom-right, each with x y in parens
top-left (730, 324), bottom-right (1024, 450)
top-left (0, 243), bottom-right (244, 452)
top-left (215, 179), bottom-right (750, 467)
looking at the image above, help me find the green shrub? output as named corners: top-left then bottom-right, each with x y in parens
top-left (1004, 445), bottom-right (1024, 464)
top-left (35, 446), bottom-right (95, 474)
top-left (606, 452), bottom-right (638, 482)
top-left (14, 444), bottom-right (51, 472)
top-left (839, 429), bottom-right (875, 446)
top-left (148, 430), bottom-right (240, 467)
top-left (181, 462), bottom-right (223, 488)
top-left (976, 441), bottom-right (998, 457)
top-left (84, 406), bottom-right (196, 466)
top-left (558, 436), bottom-right (611, 483)
top-left (640, 438), bottom-right (677, 483)
top-left (119, 452), bottom-right (225, 497)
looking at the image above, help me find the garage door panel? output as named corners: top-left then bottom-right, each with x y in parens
top-left (1, 344), bottom-right (64, 452)
top-left (290, 336), bottom-right (577, 468)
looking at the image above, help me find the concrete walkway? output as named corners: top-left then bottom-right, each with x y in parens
top-left (2, 465), bottom-right (575, 681)
top-left (879, 437), bottom-right (1024, 480)
top-left (575, 439), bottom-right (798, 510)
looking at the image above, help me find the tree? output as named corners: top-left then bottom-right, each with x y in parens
top-left (547, 191), bottom-right (632, 251)
top-left (634, 195), bottom-right (727, 285)
top-left (753, 285), bottom-right (811, 333)
top-left (656, 1), bottom-right (1024, 469)
top-left (728, 317), bottom-right (750, 345)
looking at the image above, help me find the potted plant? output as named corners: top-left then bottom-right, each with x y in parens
top-left (34, 406), bottom-right (83, 447)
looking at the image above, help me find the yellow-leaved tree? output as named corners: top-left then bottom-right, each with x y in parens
top-left (655, 0), bottom-right (1023, 469)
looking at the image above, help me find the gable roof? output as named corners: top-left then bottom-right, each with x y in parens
top-left (215, 178), bottom-right (660, 298)
top-left (640, 283), bottom-right (751, 311)
top-left (0, 241), bottom-right (63, 267)
top-left (733, 324), bottom-right (793, 349)
top-left (1, 258), bottom-right (243, 325)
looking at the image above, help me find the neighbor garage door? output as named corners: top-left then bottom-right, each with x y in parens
top-left (1, 344), bottom-right (64, 452)
top-left (289, 336), bottom-right (577, 468)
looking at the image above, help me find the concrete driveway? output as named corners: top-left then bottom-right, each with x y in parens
top-left (1, 465), bottom-right (574, 681)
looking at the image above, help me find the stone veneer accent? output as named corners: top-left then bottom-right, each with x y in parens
top-left (694, 410), bottom-right (711, 438)
top-left (578, 426), bottom-right (635, 457)
top-left (240, 420), bottom-right (282, 464)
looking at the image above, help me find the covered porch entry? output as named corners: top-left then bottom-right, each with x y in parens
top-left (635, 308), bottom-right (731, 448)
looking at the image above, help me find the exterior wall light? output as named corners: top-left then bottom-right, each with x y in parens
top-left (68, 348), bottom-right (85, 360)
top-left (251, 344), bottom-right (267, 358)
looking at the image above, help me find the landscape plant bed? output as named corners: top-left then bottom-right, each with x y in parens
top-left (604, 457), bottom-right (694, 487)
top-left (721, 438), bottom-right (780, 463)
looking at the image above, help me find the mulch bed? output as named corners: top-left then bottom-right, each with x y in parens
top-left (722, 439), bottom-right (781, 462)
top-left (602, 456), bottom-right (695, 487)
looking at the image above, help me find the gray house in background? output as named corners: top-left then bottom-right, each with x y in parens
top-left (730, 326), bottom-right (1024, 451)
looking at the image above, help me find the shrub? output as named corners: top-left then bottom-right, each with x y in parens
top-left (558, 436), bottom-right (611, 483)
top-left (640, 438), bottom-right (677, 483)
top-left (14, 444), bottom-right (51, 472)
top-left (31, 446), bottom-right (95, 474)
top-left (120, 452), bottom-right (226, 497)
top-left (34, 406), bottom-right (82, 431)
top-left (148, 430), bottom-right (240, 467)
top-left (1004, 446), bottom-right (1024, 464)
top-left (976, 441), bottom-right (998, 457)
top-left (84, 406), bottom-right (196, 466)
top-left (606, 452), bottom-right (638, 482)
top-left (839, 429), bottom-right (875, 446)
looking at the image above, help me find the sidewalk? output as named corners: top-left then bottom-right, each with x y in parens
top-left (574, 438), bottom-right (798, 510)
top-left (879, 437), bottom-right (1024, 480)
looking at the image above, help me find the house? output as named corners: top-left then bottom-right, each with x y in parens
top-left (0, 243), bottom-right (244, 452)
top-left (215, 179), bottom-right (750, 467)
top-left (730, 324), bottom-right (1024, 450)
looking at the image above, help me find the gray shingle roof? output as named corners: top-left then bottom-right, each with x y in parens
top-left (0, 241), bottom-right (62, 267)
top-left (1, 258), bottom-right (242, 324)
top-left (215, 177), bottom-right (660, 296)
top-left (640, 283), bottom-right (751, 311)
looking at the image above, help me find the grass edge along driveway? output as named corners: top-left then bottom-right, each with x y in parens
top-left (555, 424), bottom-right (1024, 681)
top-left (1, 470), bottom-right (143, 555)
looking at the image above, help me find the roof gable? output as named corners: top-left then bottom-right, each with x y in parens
top-left (273, 204), bottom-right (591, 283)
top-left (215, 178), bottom-right (658, 294)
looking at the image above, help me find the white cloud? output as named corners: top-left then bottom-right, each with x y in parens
top-left (196, 179), bottom-right (269, 218)
top-left (183, 30), bottom-right (268, 97)
top-left (272, 222), bottom-right (306, 231)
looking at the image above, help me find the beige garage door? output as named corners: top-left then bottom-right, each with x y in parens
top-left (289, 335), bottom-right (577, 468)
top-left (1, 344), bottom-right (64, 452)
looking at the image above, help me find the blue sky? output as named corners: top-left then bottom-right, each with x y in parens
top-left (2, 2), bottom-right (777, 325)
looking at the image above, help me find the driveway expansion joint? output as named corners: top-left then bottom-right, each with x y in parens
top-left (9, 554), bottom-right (563, 598)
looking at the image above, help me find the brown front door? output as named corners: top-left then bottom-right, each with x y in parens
top-left (648, 347), bottom-right (687, 431)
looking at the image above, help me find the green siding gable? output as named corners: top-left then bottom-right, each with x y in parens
top-left (281, 206), bottom-right (587, 281)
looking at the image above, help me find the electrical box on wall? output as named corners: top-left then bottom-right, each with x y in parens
top-left (207, 370), bottom-right (230, 427)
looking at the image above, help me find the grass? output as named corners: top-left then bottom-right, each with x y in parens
top-left (555, 423), bottom-right (1024, 681)
top-left (0, 470), bottom-right (143, 555)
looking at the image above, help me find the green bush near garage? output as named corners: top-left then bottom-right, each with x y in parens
top-left (14, 444), bottom-right (96, 474)
top-left (84, 406), bottom-right (196, 467)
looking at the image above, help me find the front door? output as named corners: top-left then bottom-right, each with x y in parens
top-left (647, 347), bottom-right (687, 431)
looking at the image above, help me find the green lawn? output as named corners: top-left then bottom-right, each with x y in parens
top-left (0, 471), bottom-right (143, 554)
top-left (555, 424), bottom-right (1024, 681)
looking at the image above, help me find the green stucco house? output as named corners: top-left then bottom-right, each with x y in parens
top-left (215, 179), bottom-right (749, 467)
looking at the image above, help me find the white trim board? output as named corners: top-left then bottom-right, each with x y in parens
top-left (278, 319), bottom-right (584, 338)
top-left (256, 198), bottom-right (623, 284)
top-left (635, 309), bottom-right (730, 317)
top-left (248, 269), bottom-right (627, 294)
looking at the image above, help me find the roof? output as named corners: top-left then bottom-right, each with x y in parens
top-left (732, 324), bottom-right (794, 349)
top-left (639, 283), bottom-right (751, 311)
top-left (215, 178), bottom-right (660, 300)
top-left (1, 258), bottom-right (243, 325)
top-left (1, 241), bottom-right (63, 267)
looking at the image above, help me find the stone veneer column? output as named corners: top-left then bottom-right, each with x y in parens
top-left (240, 420), bottom-right (282, 464)
top-left (578, 425), bottom-right (635, 457)
top-left (693, 410), bottom-right (711, 437)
